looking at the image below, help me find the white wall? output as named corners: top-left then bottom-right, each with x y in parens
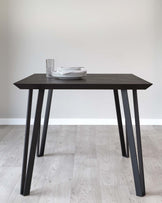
top-left (0, 0), bottom-right (162, 121)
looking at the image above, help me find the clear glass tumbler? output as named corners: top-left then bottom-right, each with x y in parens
top-left (46, 59), bottom-right (55, 78)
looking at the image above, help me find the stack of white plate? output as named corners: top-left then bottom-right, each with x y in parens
top-left (53, 67), bottom-right (87, 80)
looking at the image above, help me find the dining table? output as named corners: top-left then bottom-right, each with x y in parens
top-left (14, 73), bottom-right (152, 197)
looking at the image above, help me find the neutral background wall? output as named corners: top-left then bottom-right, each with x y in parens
top-left (0, 0), bottom-right (162, 122)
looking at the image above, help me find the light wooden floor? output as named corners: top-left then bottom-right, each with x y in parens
top-left (0, 125), bottom-right (162, 203)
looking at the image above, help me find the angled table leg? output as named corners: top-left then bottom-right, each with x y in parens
top-left (23, 89), bottom-right (45, 196)
top-left (39, 89), bottom-right (53, 157)
top-left (20, 89), bottom-right (33, 195)
top-left (121, 90), bottom-right (145, 196)
top-left (37, 119), bottom-right (41, 157)
top-left (113, 90), bottom-right (128, 157)
top-left (133, 90), bottom-right (145, 195)
top-left (125, 124), bottom-right (129, 157)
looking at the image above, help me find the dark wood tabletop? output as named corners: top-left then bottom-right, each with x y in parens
top-left (14, 74), bottom-right (152, 90)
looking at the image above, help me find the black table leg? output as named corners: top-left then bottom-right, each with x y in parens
top-left (20, 89), bottom-right (33, 195)
top-left (113, 90), bottom-right (128, 157)
top-left (121, 90), bottom-right (145, 197)
top-left (133, 90), bottom-right (145, 195)
top-left (125, 123), bottom-right (129, 157)
top-left (37, 119), bottom-right (41, 157)
top-left (38, 89), bottom-right (53, 157)
top-left (23, 89), bottom-right (45, 196)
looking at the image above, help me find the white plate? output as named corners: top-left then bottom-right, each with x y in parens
top-left (57, 67), bottom-right (84, 71)
top-left (57, 68), bottom-right (87, 76)
top-left (52, 72), bottom-right (86, 80)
